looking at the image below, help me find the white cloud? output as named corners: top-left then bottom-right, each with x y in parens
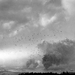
top-left (10, 30), bottom-right (18, 37)
top-left (39, 14), bottom-right (57, 27)
top-left (62, 0), bottom-right (75, 16)
top-left (3, 21), bottom-right (15, 29)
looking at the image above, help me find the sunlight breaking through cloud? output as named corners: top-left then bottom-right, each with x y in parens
top-left (0, 46), bottom-right (43, 67)
top-left (39, 14), bottom-right (57, 27)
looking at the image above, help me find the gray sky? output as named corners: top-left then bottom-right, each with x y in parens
top-left (0, 0), bottom-right (74, 48)
top-left (0, 0), bottom-right (75, 70)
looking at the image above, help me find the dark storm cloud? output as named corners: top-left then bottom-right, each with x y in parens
top-left (38, 39), bottom-right (75, 71)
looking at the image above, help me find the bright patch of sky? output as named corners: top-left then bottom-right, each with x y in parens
top-left (39, 14), bottom-right (57, 27)
top-left (0, 46), bottom-right (43, 67)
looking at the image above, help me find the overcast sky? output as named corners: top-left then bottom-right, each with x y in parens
top-left (0, 0), bottom-right (75, 71)
top-left (0, 0), bottom-right (74, 49)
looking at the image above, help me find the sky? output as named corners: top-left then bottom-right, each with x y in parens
top-left (0, 0), bottom-right (73, 47)
top-left (62, 0), bottom-right (75, 16)
top-left (0, 0), bottom-right (75, 68)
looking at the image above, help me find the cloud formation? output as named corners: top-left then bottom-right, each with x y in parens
top-left (39, 14), bottom-right (57, 28)
top-left (62, 0), bottom-right (75, 16)
top-left (38, 39), bottom-right (75, 70)
top-left (0, 46), bottom-right (42, 68)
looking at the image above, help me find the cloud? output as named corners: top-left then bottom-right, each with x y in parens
top-left (62, 0), bottom-right (75, 16)
top-left (38, 39), bottom-right (75, 70)
top-left (0, 46), bottom-right (42, 67)
top-left (2, 21), bottom-right (15, 29)
top-left (39, 14), bottom-right (57, 27)
top-left (9, 25), bottom-right (25, 37)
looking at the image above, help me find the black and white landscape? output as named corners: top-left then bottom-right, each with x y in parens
top-left (0, 0), bottom-right (75, 74)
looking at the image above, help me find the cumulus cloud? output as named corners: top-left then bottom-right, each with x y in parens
top-left (38, 39), bottom-right (75, 70)
top-left (39, 14), bottom-right (57, 27)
